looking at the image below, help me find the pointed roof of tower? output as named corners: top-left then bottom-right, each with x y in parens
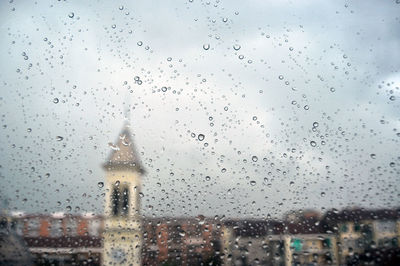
top-left (103, 124), bottom-right (145, 173)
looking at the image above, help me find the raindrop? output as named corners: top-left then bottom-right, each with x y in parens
top-left (68, 12), bottom-right (74, 18)
top-left (198, 134), bottom-right (205, 141)
top-left (278, 75), bottom-right (284, 80)
top-left (330, 87), bottom-right (336, 92)
top-left (310, 141), bottom-right (317, 147)
top-left (251, 156), bottom-right (258, 162)
top-left (205, 176), bottom-right (211, 181)
top-left (233, 44), bottom-right (241, 51)
top-left (137, 41), bottom-right (143, 46)
top-left (389, 96), bottom-right (395, 101)
top-left (56, 136), bottom-right (64, 141)
top-left (370, 154), bottom-right (376, 159)
top-left (320, 192), bottom-right (326, 197)
top-left (161, 87), bottom-right (167, 92)
top-left (203, 44), bottom-right (210, 50)
top-left (313, 122), bottom-right (319, 128)
top-left (222, 18), bottom-right (228, 23)
top-left (98, 182), bottom-right (104, 188)
top-left (250, 180), bottom-right (256, 186)
top-left (53, 98), bottom-right (59, 104)
top-left (238, 55), bottom-right (244, 60)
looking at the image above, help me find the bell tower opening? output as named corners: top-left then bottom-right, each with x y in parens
top-left (111, 186), bottom-right (120, 216)
top-left (121, 187), bottom-right (129, 216)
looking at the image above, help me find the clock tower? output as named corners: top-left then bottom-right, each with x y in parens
top-left (102, 124), bottom-right (144, 265)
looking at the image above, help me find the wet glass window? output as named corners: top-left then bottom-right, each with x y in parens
top-left (0, 0), bottom-right (399, 265)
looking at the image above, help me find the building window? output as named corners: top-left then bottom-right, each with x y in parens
top-left (341, 224), bottom-right (348, 233)
top-left (111, 185), bottom-right (129, 216)
top-left (121, 187), bottom-right (129, 216)
top-left (354, 223), bottom-right (361, 232)
top-left (112, 187), bottom-right (120, 216)
top-left (50, 219), bottom-right (63, 237)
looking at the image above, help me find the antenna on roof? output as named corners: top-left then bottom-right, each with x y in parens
top-left (123, 90), bottom-right (131, 127)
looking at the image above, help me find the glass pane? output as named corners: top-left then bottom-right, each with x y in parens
top-left (0, 0), bottom-right (399, 265)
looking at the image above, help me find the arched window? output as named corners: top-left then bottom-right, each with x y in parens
top-left (122, 187), bottom-right (129, 216)
top-left (111, 187), bottom-right (120, 216)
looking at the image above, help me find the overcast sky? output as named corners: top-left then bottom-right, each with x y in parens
top-left (0, 0), bottom-right (399, 219)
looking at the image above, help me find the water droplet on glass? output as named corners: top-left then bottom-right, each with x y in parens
top-left (198, 134), bottom-right (205, 141)
top-left (250, 180), bottom-right (256, 186)
top-left (310, 141), bottom-right (317, 147)
top-left (233, 44), bottom-right (241, 51)
top-left (203, 44), bottom-right (210, 50)
top-left (53, 98), bottom-right (59, 104)
top-left (313, 122), bottom-right (319, 128)
top-left (161, 87), bottom-right (167, 92)
top-left (370, 154), bottom-right (376, 159)
top-left (56, 136), bottom-right (64, 141)
top-left (278, 75), bottom-right (284, 80)
top-left (205, 176), bottom-right (211, 181)
top-left (251, 156), bottom-right (258, 162)
top-left (98, 182), bottom-right (104, 188)
top-left (68, 12), bottom-right (74, 18)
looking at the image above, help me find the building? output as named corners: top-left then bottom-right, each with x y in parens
top-left (7, 212), bottom-right (103, 265)
top-left (321, 208), bottom-right (400, 265)
top-left (222, 212), bottom-right (339, 266)
top-left (102, 123), bottom-right (145, 265)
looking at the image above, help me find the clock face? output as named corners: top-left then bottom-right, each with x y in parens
top-left (111, 248), bottom-right (126, 263)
